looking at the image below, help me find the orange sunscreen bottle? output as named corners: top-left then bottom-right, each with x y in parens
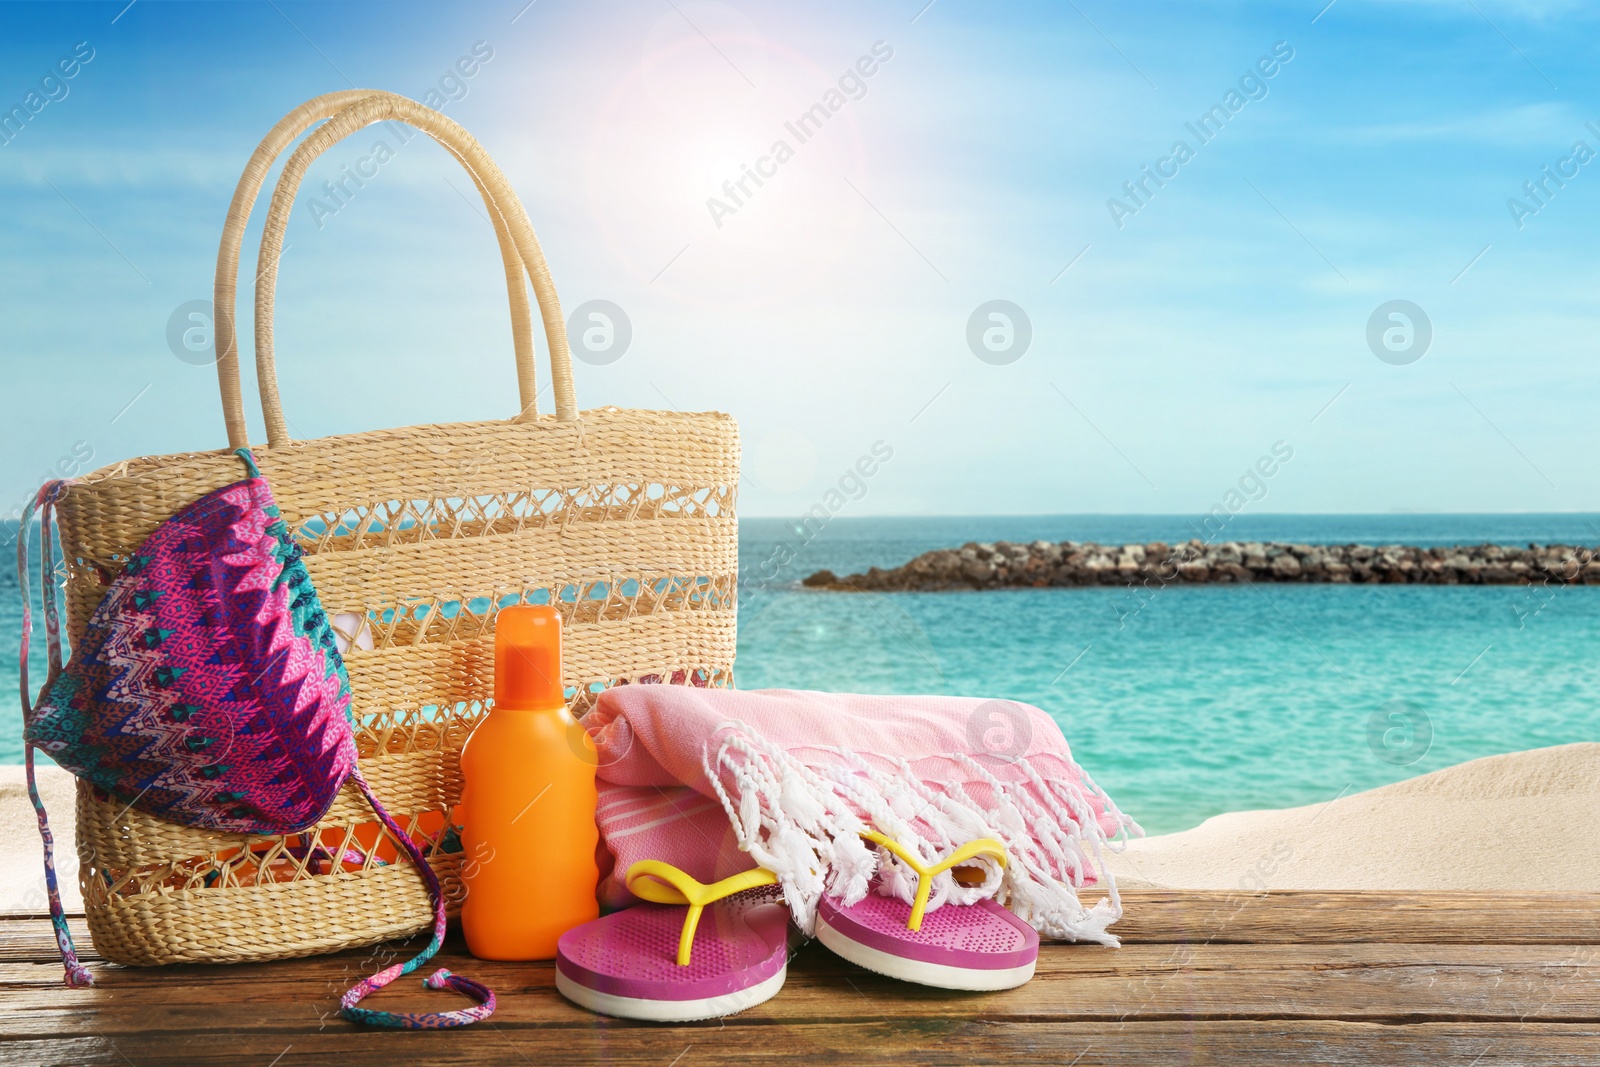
top-left (459, 604), bottom-right (600, 960)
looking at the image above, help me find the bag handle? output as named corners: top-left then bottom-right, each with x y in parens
top-left (215, 92), bottom-right (576, 449)
top-left (217, 92), bottom-right (359, 448)
top-left (254, 92), bottom-right (577, 448)
top-left (215, 91), bottom-right (534, 447)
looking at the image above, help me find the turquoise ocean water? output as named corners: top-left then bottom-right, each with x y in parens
top-left (5, 514), bottom-right (1597, 834)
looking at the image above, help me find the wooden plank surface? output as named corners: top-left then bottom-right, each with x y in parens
top-left (3, 892), bottom-right (1597, 1066)
top-left (4, 938), bottom-right (1598, 1031)
top-left (5, 1022), bottom-right (1600, 1067)
top-left (1114, 889), bottom-right (1600, 944)
top-left (11, 889), bottom-right (1599, 947)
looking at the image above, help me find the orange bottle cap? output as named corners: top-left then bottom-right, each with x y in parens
top-left (494, 604), bottom-right (564, 710)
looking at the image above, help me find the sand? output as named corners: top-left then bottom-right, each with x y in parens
top-left (1, 762), bottom-right (82, 913)
top-left (3, 743), bottom-right (1597, 913)
top-left (1104, 742), bottom-right (1600, 893)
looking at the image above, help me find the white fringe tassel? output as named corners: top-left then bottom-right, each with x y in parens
top-left (702, 720), bottom-right (1141, 946)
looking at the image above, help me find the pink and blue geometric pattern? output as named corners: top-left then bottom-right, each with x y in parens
top-left (28, 453), bottom-right (356, 835)
top-left (18, 449), bottom-right (494, 1029)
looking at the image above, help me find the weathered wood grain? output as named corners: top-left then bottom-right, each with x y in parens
top-left (3, 931), bottom-right (1597, 1035)
top-left (1113, 890), bottom-right (1600, 944)
top-left (3, 891), bottom-right (1597, 1066)
top-left (4, 1022), bottom-right (1599, 1067)
top-left (16, 888), bottom-right (1598, 949)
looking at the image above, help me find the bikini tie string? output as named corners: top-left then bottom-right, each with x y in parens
top-left (17, 480), bottom-right (93, 989)
top-left (338, 771), bottom-right (496, 1028)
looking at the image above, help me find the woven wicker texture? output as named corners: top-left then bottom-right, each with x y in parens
top-left (53, 92), bottom-right (738, 966)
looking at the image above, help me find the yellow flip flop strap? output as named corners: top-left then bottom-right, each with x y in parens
top-left (862, 832), bottom-right (1008, 933)
top-left (625, 862), bottom-right (780, 966)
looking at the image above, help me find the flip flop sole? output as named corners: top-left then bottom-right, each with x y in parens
top-left (815, 894), bottom-right (1039, 991)
top-left (556, 900), bottom-right (790, 1021)
top-left (556, 964), bottom-right (787, 1022)
top-left (816, 912), bottom-right (1036, 991)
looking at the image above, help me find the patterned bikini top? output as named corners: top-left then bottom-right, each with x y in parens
top-left (18, 448), bottom-right (492, 1029)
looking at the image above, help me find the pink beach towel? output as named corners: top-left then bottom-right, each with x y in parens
top-left (586, 687), bottom-right (1140, 946)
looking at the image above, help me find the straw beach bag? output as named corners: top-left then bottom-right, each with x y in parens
top-left (48, 91), bottom-right (738, 966)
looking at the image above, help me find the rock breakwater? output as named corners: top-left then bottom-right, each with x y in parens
top-left (802, 540), bottom-right (1600, 591)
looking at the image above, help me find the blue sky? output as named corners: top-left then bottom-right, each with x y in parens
top-left (2, 0), bottom-right (1598, 518)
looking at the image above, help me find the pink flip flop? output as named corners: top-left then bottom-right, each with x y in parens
top-left (816, 833), bottom-right (1039, 991)
top-left (556, 862), bottom-right (790, 1021)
